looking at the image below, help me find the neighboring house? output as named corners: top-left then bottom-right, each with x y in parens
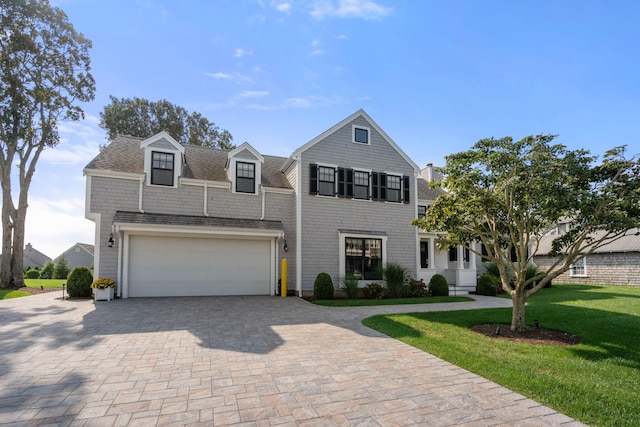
top-left (84, 110), bottom-right (479, 298)
top-left (24, 243), bottom-right (51, 270)
top-left (54, 243), bottom-right (94, 270)
top-left (534, 227), bottom-right (640, 287)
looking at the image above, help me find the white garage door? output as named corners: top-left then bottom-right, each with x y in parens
top-left (128, 235), bottom-right (271, 297)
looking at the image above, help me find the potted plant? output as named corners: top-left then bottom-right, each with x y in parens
top-left (91, 278), bottom-right (116, 301)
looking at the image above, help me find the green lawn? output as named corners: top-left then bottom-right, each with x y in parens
top-left (24, 278), bottom-right (66, 288)
top-left (362, 284), bottom-right (640, 427)
top-left (0, 289), bottom-right (31, 299)
top-left (313, 296), bottom-right (473, 306)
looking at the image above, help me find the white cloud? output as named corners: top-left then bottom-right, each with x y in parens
top-left (204, 72), bottom-right (231, 80)
top-left (311, 49), bottom-right (324, 55)
top-left (311, 0), bottom-right (392, 20)
top-left (284, 98), bottom-right (312, 108)
top-left (338, 34), bottom-right (349, 39)
top-left (273, 2), bottom-right (292, 13)
top-left (236, 90), bottom-right (270, 99)
top-left (312, 39), bottom-right (321, 47)
top-left (234, 48), bottom-right (253, 58)
top-left (42, 115), bottom-right (103, 166)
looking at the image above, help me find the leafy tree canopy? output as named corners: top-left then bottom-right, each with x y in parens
top-left (413, 135), bottom-right (640, 331)
top-left (99, 96), bottom-right (235, 149)
top-left (1, 0), bottom-right (95, 289)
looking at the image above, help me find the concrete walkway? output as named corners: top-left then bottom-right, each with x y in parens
top-left (0, 292), bottom-right (585, 426)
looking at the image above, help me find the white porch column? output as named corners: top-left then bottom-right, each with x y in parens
top-left (429, 238), bottom-right (435, 269)
top-left (470, 242), bottom-right (476, 269)
top-left (457, 245), bottom-right (464, 269)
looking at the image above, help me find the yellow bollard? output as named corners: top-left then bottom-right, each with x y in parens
top-left (281, 258), bottom-right (287, 298)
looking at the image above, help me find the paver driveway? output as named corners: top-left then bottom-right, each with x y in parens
top-left (0, 293), bottom-right (584, 426)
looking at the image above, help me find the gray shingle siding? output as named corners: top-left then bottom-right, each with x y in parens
top-left (298, 117), bottom-right (418, 293)
top-left (148, 137), bottom-right (175, 150)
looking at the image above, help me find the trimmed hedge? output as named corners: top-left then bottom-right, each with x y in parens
top-left (476, 273), bottom-right (499, 296)
top-left (429, 274), bottom-right (449, 296)
top-left (314, 272), bottom-right (334, 300)
top-left (66, 266), bottom-right (93, 298)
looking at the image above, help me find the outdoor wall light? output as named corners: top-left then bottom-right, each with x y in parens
top-left (283, 239), bottom-right (288, 252)
top-left (107, 233), bottom-right (115, 248)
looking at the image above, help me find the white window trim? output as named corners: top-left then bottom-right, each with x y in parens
top-left (144, 148), bottom-right (181, 188)
top-left (570, 256), bottom-right (587, 277)
top-left (338, 231), bottom-right (387, 284)
top-left (352, 124), bottom-right (371, 145)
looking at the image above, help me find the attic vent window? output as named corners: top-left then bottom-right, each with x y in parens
top-left (354, 127), bottom-right (369, 144)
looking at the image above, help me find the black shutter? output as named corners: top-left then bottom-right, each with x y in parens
top-left (403, 175), bottom-right (410, 204)
top-left (367, 173), bottom-right (372, 199)
top-left (337, 167), bottom-right (346, 197)
top-left (372, 172), bottom-right (379, 200)
top-left (379, 173), bottom-right (387, 201)
top-left (346, 169), bottom-right (354, 198)
top-left (309, 163), bottom-right (318, 195)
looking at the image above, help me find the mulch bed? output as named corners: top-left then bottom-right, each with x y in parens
top-left (18, 286), bottom-right (60, 295)
top-left (470, 323), bottom-right (581, 346)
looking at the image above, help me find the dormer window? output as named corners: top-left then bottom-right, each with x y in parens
top-left (353, 125), bottom-right (370, 144)
top-left (236, 162), bottom-right (255, 193)
top-left (151, 151), bottom-right (175, 186)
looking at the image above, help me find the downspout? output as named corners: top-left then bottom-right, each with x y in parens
top-left (204, 182), bottom-right (209, 217)
top-left (260, 185), bottom-right (266, 220)
top-left (138, 175), bottom-right (145, 213)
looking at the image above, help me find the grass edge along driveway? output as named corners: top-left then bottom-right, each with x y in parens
top-left (363, 284), bottom-right (640, 427)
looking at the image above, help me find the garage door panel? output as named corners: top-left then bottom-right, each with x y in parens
top-left (129, 235), bottom-right (271, 297)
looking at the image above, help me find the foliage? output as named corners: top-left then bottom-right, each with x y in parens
top-left (24, 268), bottom-right (40, 279)
top-left (408, 278), bottom-right (430, 297)
top-left (0, 0), bottom-right (95, 290)
top-left (91, 278), bottom-right (116, 289)
top-left (361, 283), bottom-right (385, 299)
top-left (413, 135), bottom-right (640, 331)
top-left (99, 96), bottom-right (235, 149)
top-left (382, 263), bottom-right (410, 298)
top-left (340, 274), bottom-right (359, 300)
top-left (313, 295), bottom-right (472, 306)
top-left (53, 258), bottom-right (70, 279)
top-left (66, 266), bottom-right (93, 297)
top-left (313, 272), bottom-right (334, 300)
top-left (363, 284), bottom-right (640, 427)
top-left (476, 273), bottom-right (499, 296)
top-left (429, 274), bottom-right (449, 297)
top-left (39, 261), bottom-right (55, 279)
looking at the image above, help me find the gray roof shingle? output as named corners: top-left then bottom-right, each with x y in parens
top-left (535, 228), bottom-right (640, 255)
top-left (85, 136), bottom-right (292, 189)
top-left (417, 178), bottom-right (445, 202)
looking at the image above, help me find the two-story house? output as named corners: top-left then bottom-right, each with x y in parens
top-left (84, 110), bottom-right (478, 298)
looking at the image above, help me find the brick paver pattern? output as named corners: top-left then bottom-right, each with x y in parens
top-left (0, 293), bottom-right (586, 426)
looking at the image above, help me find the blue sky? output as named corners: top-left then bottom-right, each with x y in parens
top-left (12, 0), bottom-right (640, 258)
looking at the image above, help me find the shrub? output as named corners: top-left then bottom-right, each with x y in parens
top-left (24, 268), bottom-right (40, 279)
top-left (341, 274), bottom-right (359, 300)
top-left (362, 283), bottom-right (385, 299)
top-left (66, 266), bottom-right (93, 297)
top-left (91, 278), bottom-right (116, 289)
top-left (429, 274), bottom-right (449, 297)
top-left (53, 258), bottom-right (70, 279)
top-left (40, 260), bottom-right (54, 279)
top-left (408, 278), bottom-right (430, 297)
top-left (382, 263), bottom-right (409, 298)
top-left (476, 273), bottom-right (499, 296)
top-left (314, 272), bottom-right (334, 300)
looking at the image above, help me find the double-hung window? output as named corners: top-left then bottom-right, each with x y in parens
top-left (151, 151), bottom-right (175, 186)
top-left (353, 171), bottom-right (369, 200)
top-left (418, 205), bottom-right (427, 219)
top-left (345, 237), bottom-right (382, 280)
top-left (318, 166), bottom-right (336, 196)
top-left (386, 175), bottom-right (401, 203)
top-left (420, 241), bottom-right (429, 268)
top-left (570, 257), bottom-right (587, 276)
top-left (236, 162), bottom-right (255, 193)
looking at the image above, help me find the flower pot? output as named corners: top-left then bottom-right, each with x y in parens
top-left (94, 287), bottom-right (114, 302)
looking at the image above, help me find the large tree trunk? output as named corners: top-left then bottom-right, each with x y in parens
top-left (0, 167), bottom-right (25, 290)
top-left (511, 291), bottom-right (527, 332)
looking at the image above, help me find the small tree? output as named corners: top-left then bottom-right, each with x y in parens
top-left (40, 260), bottom-right (54, 279)
top-left (314, 272), bottom-right (334, 300)
top-left (66, 266), bottom-right (92, 297)
top-left (414, 136), bottom-right (640, 331)
top-left (53, 258), bottom-right (70, 279)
